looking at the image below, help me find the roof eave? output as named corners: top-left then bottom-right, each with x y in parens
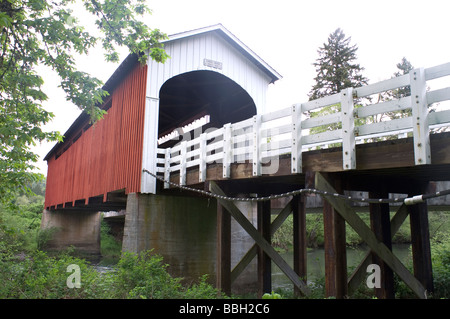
top-left (163, 24), bottom-right (282, 83)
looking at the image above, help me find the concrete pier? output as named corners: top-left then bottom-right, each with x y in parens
top-left (122, 193), bottom-right (258, 291)
top-left (40, 209), bottom-right (101, 255)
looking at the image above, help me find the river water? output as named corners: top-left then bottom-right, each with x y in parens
top-left (272, 244), bottom-right (412, 290)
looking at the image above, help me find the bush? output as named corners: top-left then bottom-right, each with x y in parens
top-left (431, 233), bottom-right (450, 298)
top-left (107, 250), bottom-right (183, 299)
top-left (0, 248), bottom-right (103, 299)
top-left (100, 220), bottom-right (122, 259)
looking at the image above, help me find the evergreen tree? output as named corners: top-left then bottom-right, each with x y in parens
top-left (393, 57), bottom-right (414, 99)
top-left (308, 28), bottom-right (368, 101)
top-left (308, 28), bottom-right (369, 135)
top-left (376, 57), bottom-right (414, 122)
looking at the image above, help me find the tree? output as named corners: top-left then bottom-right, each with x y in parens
top-left (389, 57), bottom-right (414, 101)
top-left (308, 28), bottom-right (368, 101)
top-left (0, 0), bottom-right (169, 204)
top-left (308, 28), bottom-right (369, 134)
top-left (374, 57), bottom-right (414, 123)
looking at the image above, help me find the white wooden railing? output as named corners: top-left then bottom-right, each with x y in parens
top-left (154, 62), bottom-right (450, 187)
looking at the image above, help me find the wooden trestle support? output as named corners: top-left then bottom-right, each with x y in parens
top-left (213, 172), bottom-right (433, 299)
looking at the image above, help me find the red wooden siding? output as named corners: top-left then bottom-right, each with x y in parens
top-left (44, 64), bottom-right (148, 209)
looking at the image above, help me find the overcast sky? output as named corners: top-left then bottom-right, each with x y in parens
top-left (35, 0), bottom-right (450, 174)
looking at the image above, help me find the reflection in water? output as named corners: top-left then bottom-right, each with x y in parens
top-left (272, 244), bottom-right (412, 290)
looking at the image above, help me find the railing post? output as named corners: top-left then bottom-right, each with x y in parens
top-left (410, 67), bottom-right (431, 165)
top-left (252, 115), bottom-right (261, 176)
top-left (199, 133), bottom-right (207, 183)
top-left (223, 123), bottom-right (232, 178)
top-left (163, 148), bottom-right (171, 189)
top-left (180, 140), bottom-right (187, 185)
top-left (341, 87), bottom-right (356, 170)
top-left (291, 103), bottom-right (302, 174)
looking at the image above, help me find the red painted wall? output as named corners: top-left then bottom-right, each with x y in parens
top-left (44, 64), bottom-right (147, 209)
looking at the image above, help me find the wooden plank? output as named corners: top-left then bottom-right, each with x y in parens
top-left (356, 96), bottom-right (411, 118)
top-left (357, 116), bottom-right (412, 137)
top-left (222, 123), bottom-right (232, 178)
top-left (408, 183), bottom-right (434, 293)
top-left (166, 132), bottom-right (450, 187)
top-left (315, 172), bottom-right (427, 299)
top-left (410, 67), bottom-right (431, 165)
top-left (341, 88), bottom-right (356, 170)
top-left (179, 140), bottom-right (187, 186)
top-left (260, 123), bottom-right (291, 138)
top-left (261, 106), bottom-right (291, 122)
top-left (216, 202), bottom-right (231, 296)
top-left (302, 129), bottom-right (342, 146)
top-left (252, 115), bottom-right (262, 176)
top-left (210, 182), bottom-right (311, 296)
top-left (429, 109), bottom-right (450, 126)
top-left (302, 112), bottom-right (341, 130)
top-left (231, 117), bottom-right (253, 131)
top-left (348, 202), bottom-right (411, 295)
top-left (199, 133), bottom-right (207, 183)
top-left (163, 148), bottom-right (171, 189)
top-left (354, 74), bottom-right (409, 98)
top-left (206, 127), bottom-right (223, 140)
top-left (425, 62), bottom-right (450, 80)
top-left (369, 190), bottom-right (394, 299)
top-left (257, 200), bottom-right (272, 297)
top-left (323, 200), bottom-right (337, 297)
top-left (293, 195), bottom-right (307, 297)
top-left (301, 93), bottom-right (340, 112)
top-left (291, 104), bottom-right (302, 174)
top-left (427, 87), bottom-right (450, 105)
top-left (322, 176), bottom-right (347, 298)
top-left (230, 199), bottom-right (293, 283)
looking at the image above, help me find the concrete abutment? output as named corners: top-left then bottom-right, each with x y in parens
top-left (40, 209), bottom-right (101, 256)
top-left (122, 192), bottom-right (258, 293)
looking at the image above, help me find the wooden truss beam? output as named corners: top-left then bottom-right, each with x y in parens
top-left (230, 198), bottom-right (293, 282)
top-left (210, 182), bottom-right (311, 296)
top-left (315, 172), bottom-right (427, 299)
top-left (348, 203), bottom-right (410, 295)
top-left (216, 202), bottom-right (231, 296)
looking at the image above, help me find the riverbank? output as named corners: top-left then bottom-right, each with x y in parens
top-left (271, 211), bottom-right (450, 250)
top-left (1, 198), bottom-right (449, 299)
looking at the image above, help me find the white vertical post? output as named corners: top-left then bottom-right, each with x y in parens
top-left (222, 123), bottom-right (232, 178)
top-left (252, 115), bottom-right (261, 176)
top-left (164, 148), bottom-right (171, 189)
top-left (180, 140), bottom-right (187, 185)
top-left (140, 97), bottom-right (160, 194)
top-left (291, 103), bottom-right (302, 174)
top-left (341, 87), bottom-right (356, 170)
top-left (199, 133), bottom-right (207, 183)
top-left (410, 67), bottom-right (431, 165)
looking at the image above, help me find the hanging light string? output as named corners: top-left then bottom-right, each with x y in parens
top-left (143, 169), bottom-right (450, 205)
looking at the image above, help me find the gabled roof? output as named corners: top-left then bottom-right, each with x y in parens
top-left (44, 24), bottom-right (281, 161)
top-left (164, 24), bottom-right (282, 83)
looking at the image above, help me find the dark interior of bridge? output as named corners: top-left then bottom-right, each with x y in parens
top-left (158, 70), bottom-right (256, 147)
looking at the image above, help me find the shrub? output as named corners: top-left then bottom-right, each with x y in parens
top-left (107, 250), bottom-right (183, 299)
top-left (431, 233), bottom-right (450, 298)
top-left (0, 249), bottom-right (103, 299)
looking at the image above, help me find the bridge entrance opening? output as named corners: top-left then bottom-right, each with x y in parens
top-left (157, 70), bottom-right (256, 147)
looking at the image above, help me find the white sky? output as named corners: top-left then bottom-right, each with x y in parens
top-left (35, 0), bottom-right (450, 174)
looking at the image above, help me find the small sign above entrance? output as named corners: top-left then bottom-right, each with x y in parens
top-left (203, 58), bottom-right (223, 70)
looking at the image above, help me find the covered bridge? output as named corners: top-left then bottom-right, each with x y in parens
top-left (41, 24), bottom-right (281, 291)
top-left (43, 23), bottom-right (281, 210)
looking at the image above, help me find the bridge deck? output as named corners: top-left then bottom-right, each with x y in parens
top-left (154, 62), bottom-right (450, 196)
top-left (162, 131), bottom-right (450, 195)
